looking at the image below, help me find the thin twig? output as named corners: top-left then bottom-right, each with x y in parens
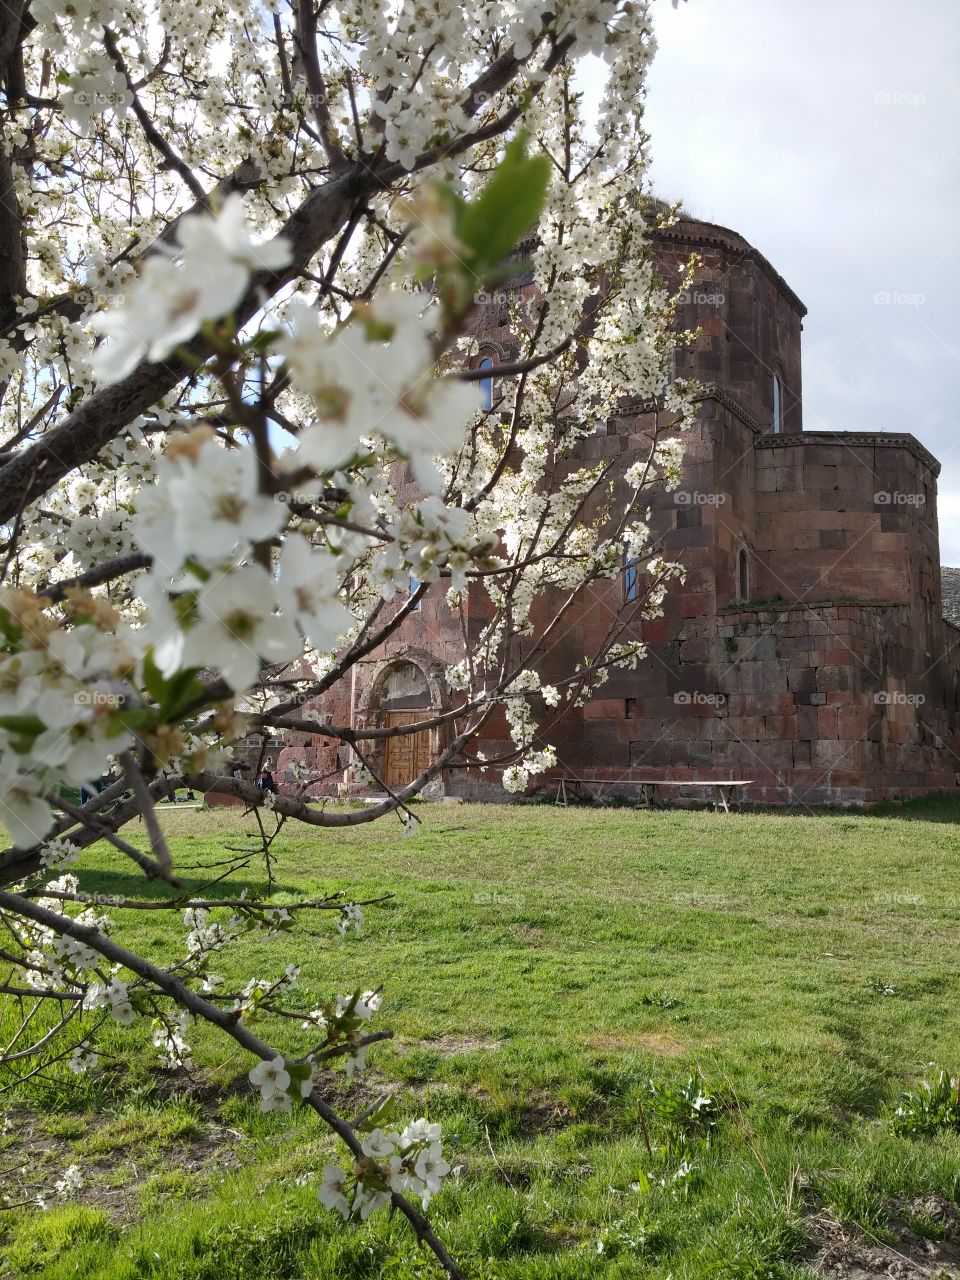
top-left (119, 751), bottom-right (173, 877)
top-left (484, 1124), bottom-right (513, 1187)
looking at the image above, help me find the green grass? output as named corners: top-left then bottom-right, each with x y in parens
top-left (2, 800), bottom-right (960, 1278)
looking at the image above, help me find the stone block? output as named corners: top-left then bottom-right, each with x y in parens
top-left (788, 667), bottom-right (818, 694)
top-left (584, 699), bottom-right (626, 720)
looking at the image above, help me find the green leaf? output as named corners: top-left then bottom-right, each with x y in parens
top-left (0, 713), bottom-right (45, 737)
top-left (159, 668), bottom-right (205, 720)
top-left (246, 328), bottom-right (283, 354)
top-left (355, 1094), bottom-right (401, 1134)
top-left (141, 649), bottom-right (167, 705)
top-left (182, 560), bottom-right (210, 584)
top-left (457, 134), bottom-right (551, 274)
top-left (139, 650), bottom-right (205, 721)
top-left (112, 708), bottom-right (158, 733)
top-left (0, 605), bottom-right (23, 643)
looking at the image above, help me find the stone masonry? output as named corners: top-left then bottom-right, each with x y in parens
top-left (279, 218), bottom-right (960, 807)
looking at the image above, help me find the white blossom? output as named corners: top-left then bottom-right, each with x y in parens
top-left (39, 838), bottom-right (79, 870)
top-left (360, 1128), bottom-right (396, 1159)
top-left (249, 1055), bottom-right (292, 1111)
top-left (68, 1044), bottom-right (98, 1074)
top-left (54, 1165), bottom-right (84, 1198)
top-left (91, 197), bottom-right (291, 383)
top-left (184, 565), bottom-right (302, 692)
top-left (317, 1164), bottom-right (350, 1219)
top-left (337, 902), bottom-right (364, 935)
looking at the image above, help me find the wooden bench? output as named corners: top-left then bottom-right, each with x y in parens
top-left (554, 776), bottom-right (753, 813)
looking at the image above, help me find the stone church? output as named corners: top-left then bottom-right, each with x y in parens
top-left (279, 217), bottom-right (960, 807)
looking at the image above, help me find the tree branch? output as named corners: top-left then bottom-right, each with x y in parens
top-left (0, 889), bottom-right (466, 1280)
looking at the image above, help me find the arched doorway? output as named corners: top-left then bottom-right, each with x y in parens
top-left (376, 660), bottom-right (433, 789)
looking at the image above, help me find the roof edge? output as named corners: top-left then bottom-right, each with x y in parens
top-left (755, 430), bottom-right (941, 477)
top-left (652, 218), bottom-right (807, 319)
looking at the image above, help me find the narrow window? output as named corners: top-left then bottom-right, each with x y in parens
top-left (624, 556), bottom-right (639, 603)
top-left (736, 549), bottom-right (748, 602)
top-left (479, 357), bottom-right (495, 412)
top-left (625, 698), bottom-right (636, 719)
top-left (772, 373), bottom-right (782, 434)
top-left (409, 576), bottom-right (422, 611)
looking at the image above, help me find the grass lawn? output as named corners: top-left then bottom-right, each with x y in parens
top-left (2, 799), bottom-right (960, 1278)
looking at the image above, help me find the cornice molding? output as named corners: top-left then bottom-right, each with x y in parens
top-left (617, 383), bottom-right (762, 433)
top-left (755, 430), bottom-right (941, 476)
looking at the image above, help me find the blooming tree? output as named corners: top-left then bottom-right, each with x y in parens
top-left (0, 0), bottom-right (695, 1271)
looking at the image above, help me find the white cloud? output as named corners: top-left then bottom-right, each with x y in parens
top-left (642, 0), bottom-right (960, 561)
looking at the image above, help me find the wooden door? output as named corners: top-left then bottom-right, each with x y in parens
top-left (383, 711), bottom-right (432, 788)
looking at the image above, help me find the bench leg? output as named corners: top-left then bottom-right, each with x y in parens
top-left (644, 784), bottom-right (664, 809)
top-left (716, 786), bottom-right (730, 813)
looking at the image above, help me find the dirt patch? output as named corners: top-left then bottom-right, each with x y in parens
top-left (584, 1029), bottom-right (686, 1057)
top-left (0, 1107), bottom-right (243, 1222)
top-left (421, 1034), bottom-right (503, 1057)
top-left (809, 1197), bottom-right (960, 1278)
top-left (516, 1099), bottom-right (575, 1136)
top-left (508, 924), bottom-right (546, 947)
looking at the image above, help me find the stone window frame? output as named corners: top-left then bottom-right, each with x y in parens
top-left (474, 343), bottom-right (505, 411)
top-left (623, 555), bottom-right (639, 603)
top-left (736, 544), bottom-right (750, 602)
top-left (772, 368), bottom-right (783, 434)
top-left (478, 356), bottom-right (495, 411)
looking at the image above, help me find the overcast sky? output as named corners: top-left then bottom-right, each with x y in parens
top-left (639, 0), bottom-right (960, 561)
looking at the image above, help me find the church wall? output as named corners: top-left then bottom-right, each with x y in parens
top-left (753, 434), bottom-right (942, 640)
top-left (655, 219), bottom-right (804, 433)
top-left (274, 216), bottom-right (960, 808)
top-left (464, 600), bottom-right (960, 808)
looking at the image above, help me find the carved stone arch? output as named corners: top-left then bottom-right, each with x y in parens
top-left (474, 337), bottom-right (508, 362)
top-left (353, 650), bottom-right (452, 794)
top-left (357, 648), bottom-right (449, 719)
